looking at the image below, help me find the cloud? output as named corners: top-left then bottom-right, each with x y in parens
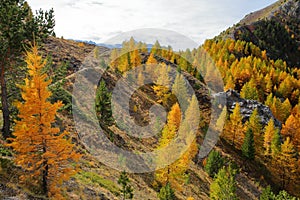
top-left (26, 0), bottom-right (278, 48)
top-left (89, 1), bottom-right (104, 6)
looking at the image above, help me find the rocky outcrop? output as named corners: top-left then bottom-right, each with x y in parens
top-left (215, 89), bottom-right (281, 128)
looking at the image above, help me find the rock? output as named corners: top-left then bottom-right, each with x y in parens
top-left (215, 89), bottom-right (281, 129)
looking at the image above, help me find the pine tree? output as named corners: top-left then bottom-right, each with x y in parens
top-left (204, 150), bottom-right (224, 177)
top-left (158, 183), bottom-right (175, 200)
top-left (275, 190), bottom-right (297, 200)
top-left (95, 80), bottom-right (113, 125)
top-left (118, 171), bottom-right (134, 200)
top-left (209, 166), bottom-right (237, 200)
top-left (242, 128), bottom-right (255, 160)
top-left (247, 108), bottom-right (263, 153)
top-left (0, 0), bottom-right (55, 138)
top-left (260, 185), bottom-right (274, 200)
top-left (8, 46), bottom-right (81, 198)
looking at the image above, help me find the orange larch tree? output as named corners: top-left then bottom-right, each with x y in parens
top-left (281, 113), bottom-right (300, 152)
top-left (8, 45), bottom-right (81, 199)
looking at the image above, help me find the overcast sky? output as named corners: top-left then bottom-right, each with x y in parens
top-left (27, 0), bottom-right (278, 47)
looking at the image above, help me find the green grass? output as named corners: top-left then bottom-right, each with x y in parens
top-left (75, 171), bottom-right (120, 196)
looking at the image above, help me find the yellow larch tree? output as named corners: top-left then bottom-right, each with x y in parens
top-left (146, 52), bottom-right (157, 65)
top-left (273, 137), bottom-right (298, 191)
top-left (110, 48), bottom-right (119, 70)
top-left (8, 45), bottom-right (81, 199)
top-left (155, 102), bottom-right (197, 191)
top-left (130, 49), bottom-right (141, 68)
top-left (224, 103), bottom-right (245, 148)
top-left (263, 119), bottom-right (277, 156)
top-left (153, 63), bottom-right (171, 104)
top-left (145, 52), bottom-right (157, 75)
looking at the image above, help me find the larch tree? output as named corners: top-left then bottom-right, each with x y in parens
top-left (153, 63), bottom-right (171, 104)
top-left (273, 137), bottom-right (297, 190)
top-left (171, 73), bottom-right (189, 112)
top-left (281, 113), bottom-right (300, 151)
top-left (224, 75), bottom-right (235, 91)
top-left (281, 99), bottom-right (292, 122)
top-left (0, 0), bottom-right (55, 139)
top-left (110, 48), bottom-right (119, 70)
top-left (146, 53), bottom-right (158, 65)
top-left (118, 53), bottom-right (130, 73)
top-left (8, 46), bottom-right (81, 198)
top-left (155, 103), bottom-right (197, 191)
top-left (225, 103), bottom-right (245, 148)
top-left (271, 130), bottom-right (281, 157)
top-left (155, 103), bottom-right (182, 188)
top-left (263, 119), bottom-right (277, 156)
top-left (145, 52), bottom-right (158, 75)
top-left (240, 79), bottom-right (259, 101)
top-left (151, 40), bottom-right (162, 56)
top-left (130, 49), bottom-right (141, 68)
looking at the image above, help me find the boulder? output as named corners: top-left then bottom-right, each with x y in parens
top-left (215, 89), bottom-right (281, 129)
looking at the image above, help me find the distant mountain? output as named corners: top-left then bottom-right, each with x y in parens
top-left (73, 39), bottom-right (153, 50)
top-left (216, 0), bottom-right (300, 67)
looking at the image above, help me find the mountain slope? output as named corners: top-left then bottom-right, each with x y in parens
top-left (217, 0), bottom-right (300, 67)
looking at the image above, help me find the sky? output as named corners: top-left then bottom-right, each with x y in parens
top-left (27, 0), bottom-right (278, 48)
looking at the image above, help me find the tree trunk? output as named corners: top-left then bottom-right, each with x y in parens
top-left (0, 64), bottom-right (10, 139)
top-left (42, 146), bottom-right (49, 197)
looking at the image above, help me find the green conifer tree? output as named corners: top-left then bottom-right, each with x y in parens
top-left (204, 150), bottom-right (224, 177)
top-left (95, 80), bottom-right (113, 125)
top-left (210, 166), bottom-right (237, 200)
top-left (242, 128), bottom-right (255, 160)
top-left (158, 183), bottom-right (175, 200)
top-left (118, 171), bottom-right (134, 200)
